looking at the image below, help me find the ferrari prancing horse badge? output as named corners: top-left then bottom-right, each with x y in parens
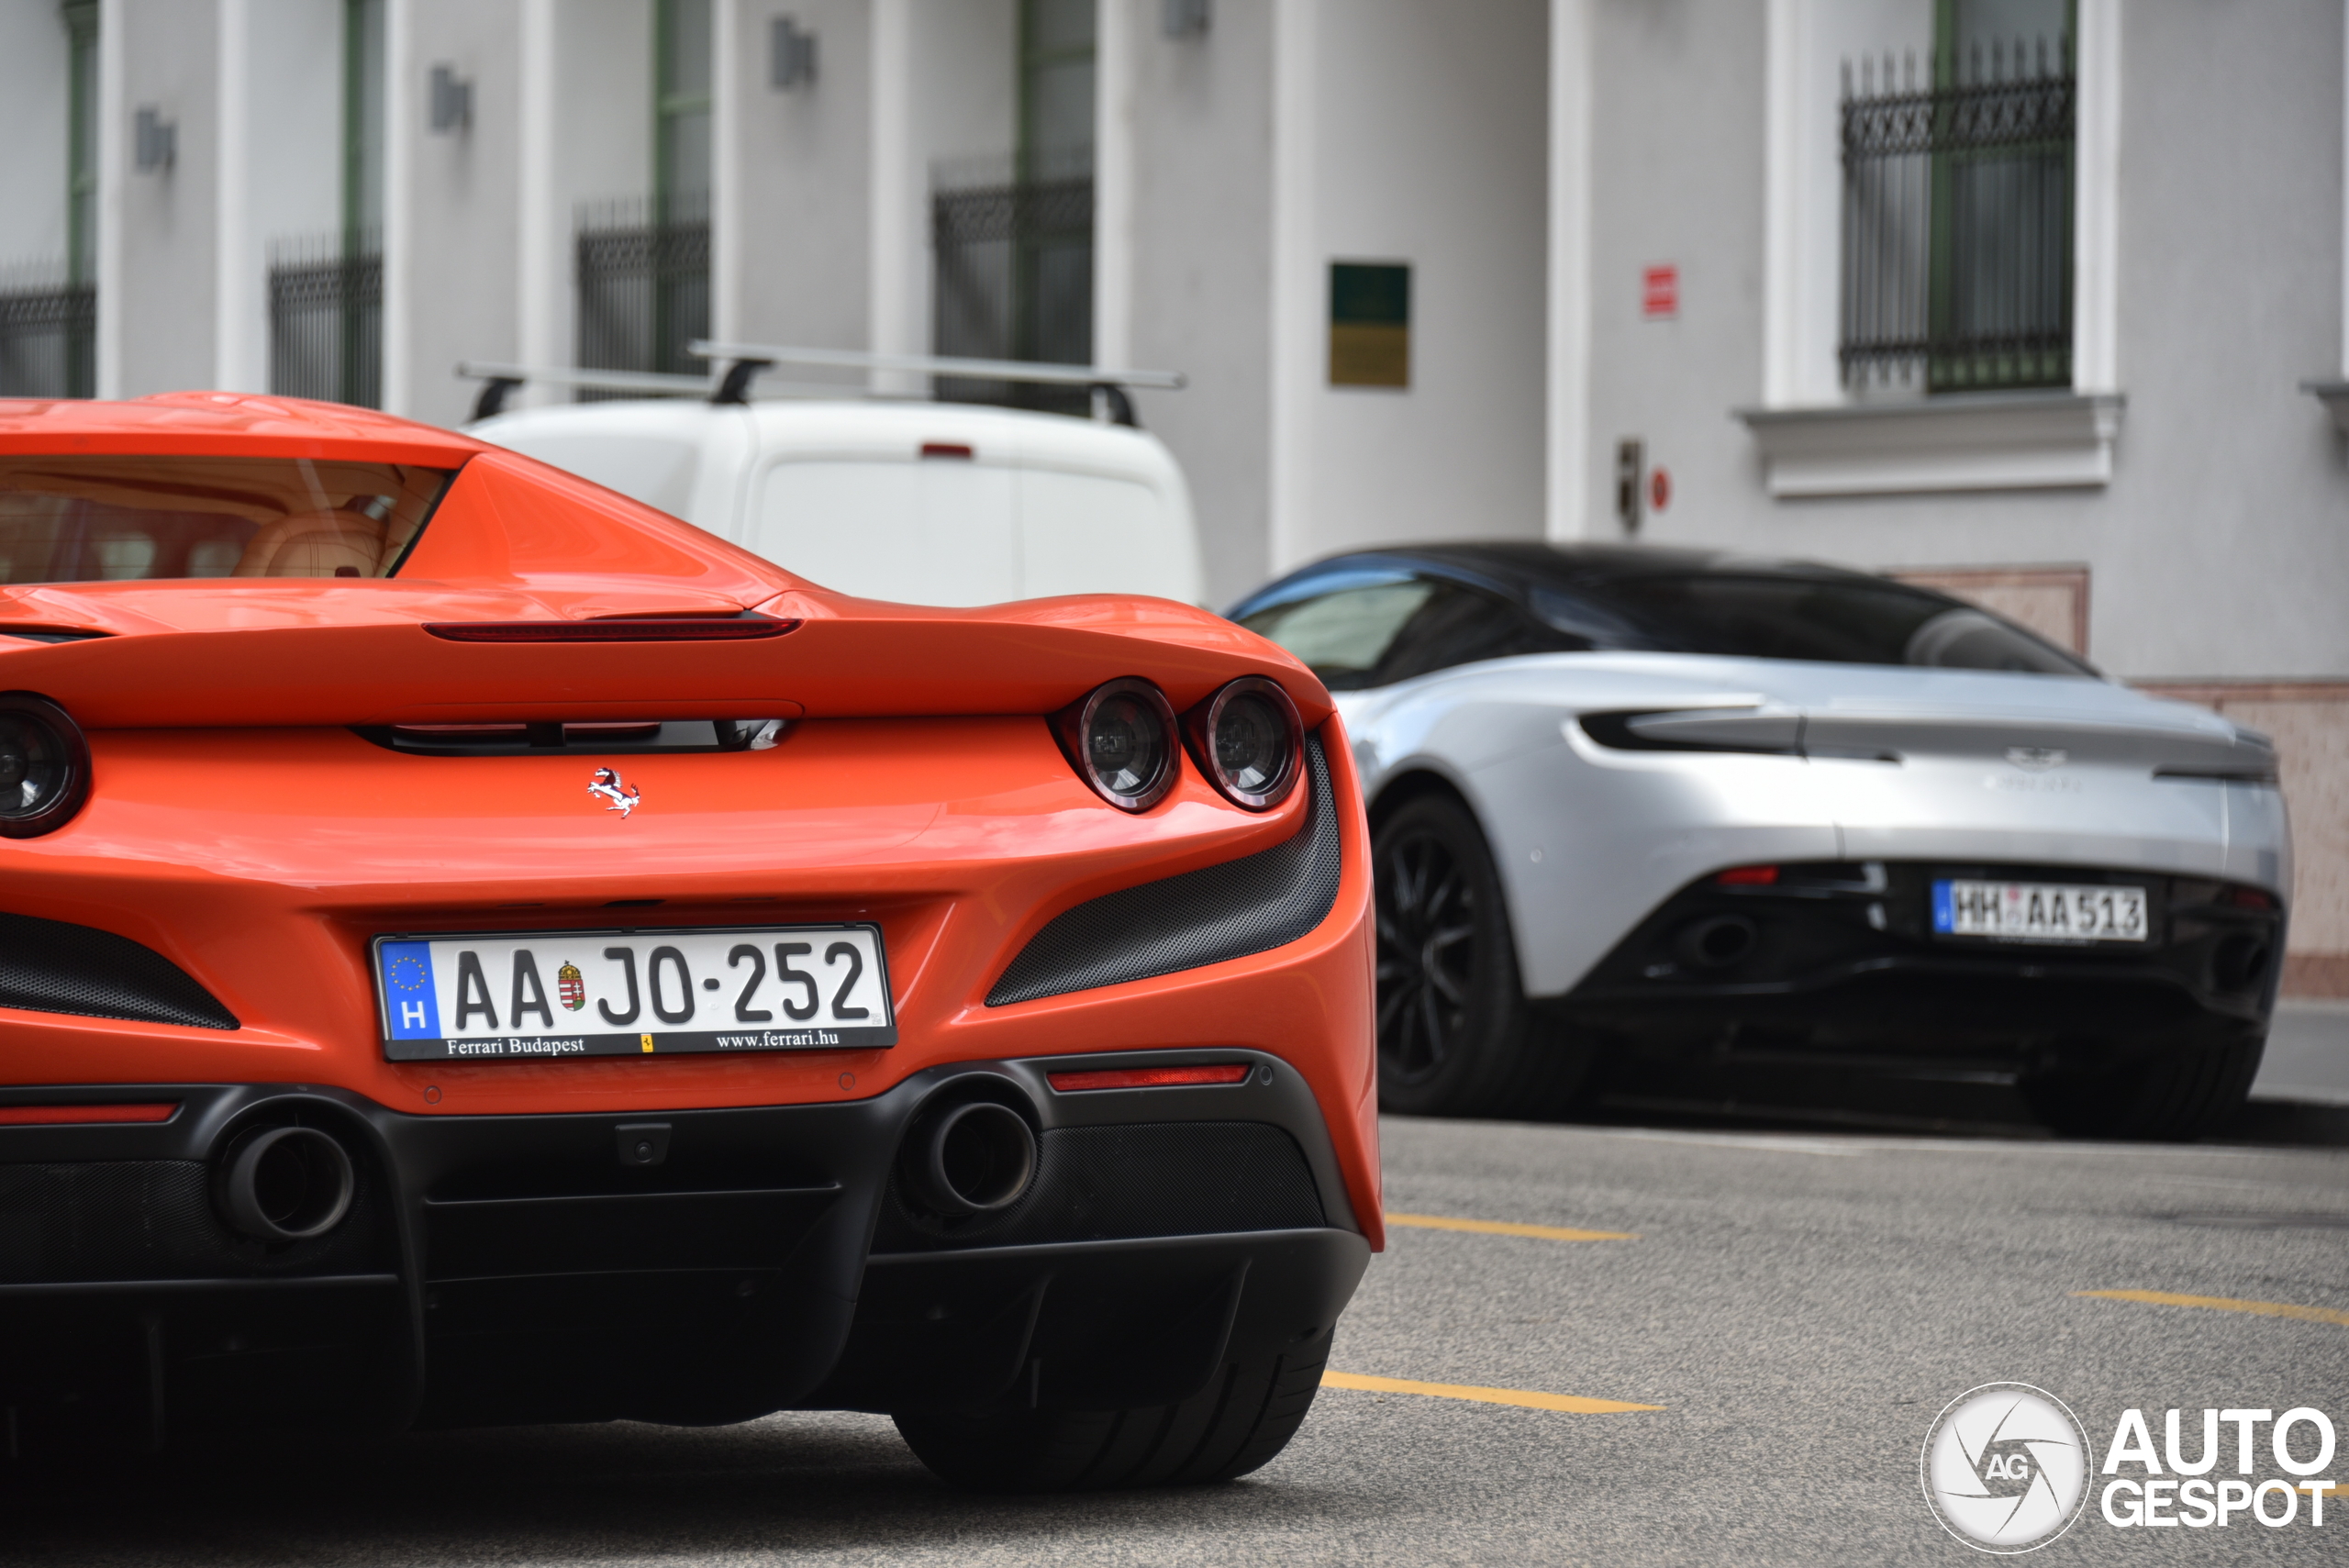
top-left (588, 766), bottom-right (640, 818)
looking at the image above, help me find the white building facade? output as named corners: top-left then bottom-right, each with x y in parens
top-left (3, 0), bottom-right (2347, 992)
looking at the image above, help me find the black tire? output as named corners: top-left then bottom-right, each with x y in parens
top-left (2022, 1033), bottom-right (2266, 1140)
top-left (1373, 792), bottom-right (1591, 1118)
top-left (892, 1329), bottom-right (1333, 1492)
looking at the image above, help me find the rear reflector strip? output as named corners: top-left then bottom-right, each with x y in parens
top-left (0, 1102), bottom-right (178, 1126)
top-left (1047, 1064), bottom-right (1252, 1093)
top-left (424, 617), bottom-right (799, 643)
top-left (1717, 864), bottom-right (1780, 886)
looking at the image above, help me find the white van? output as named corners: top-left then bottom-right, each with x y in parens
top-left (470, 396), bottom-right (1206, 607)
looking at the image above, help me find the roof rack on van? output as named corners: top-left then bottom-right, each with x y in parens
top-left (456, 344), bottom-right (1186, 428)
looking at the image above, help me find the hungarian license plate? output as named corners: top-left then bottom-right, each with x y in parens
top-left (373, 924), bottom-right (896, 1061)
top-left (1932, 881), bottom-right (2148, 944)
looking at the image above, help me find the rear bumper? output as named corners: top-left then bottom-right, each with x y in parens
top-left (0, 1050), bottom-right (1367, 1451)
top-left (1564, 861), bottom-right (2283, 1054)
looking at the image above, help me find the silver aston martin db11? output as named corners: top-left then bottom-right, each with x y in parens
top-left (1230, 544), bottom-right (2286, 1140)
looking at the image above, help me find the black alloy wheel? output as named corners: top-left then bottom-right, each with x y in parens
top-left (1372, 793), bottom-right (1592, 1118)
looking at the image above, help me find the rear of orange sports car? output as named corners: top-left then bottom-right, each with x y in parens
top-left (0, 395), bottom-right (1378, 1489)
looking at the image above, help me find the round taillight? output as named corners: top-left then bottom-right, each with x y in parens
top-left (1183, 677), bottom-right (1303, 810)
top-left (0, 694), bottom-right (88, 838)
top-left (1053, 678), bottom-right (1179, 812)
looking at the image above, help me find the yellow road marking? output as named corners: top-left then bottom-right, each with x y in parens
top-left (1321, 1370), bottom-right (1662, 1414)
top-left (2074, 1290), bottom-right (2349, 1328)
top-left (1385, 1211), bottom-right (1639, 1242)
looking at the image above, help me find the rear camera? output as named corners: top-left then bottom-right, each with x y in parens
top-left (0, 695), bottom-right (88, 838)
top-left (1053, 678), bottom-right (1179, 812)
top-left (1183, 677), bottom-right (1304, 810)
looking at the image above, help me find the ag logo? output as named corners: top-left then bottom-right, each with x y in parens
top-left (1920, 1383), bottom-right (2089, 1552)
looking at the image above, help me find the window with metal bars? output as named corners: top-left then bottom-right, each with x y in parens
top-left (1840, 6), bottom-right (2076, 394)
top-left (0, 3), bottom-right (98, 399)
top-left (268, 234), bottom-right (383, 406)
top-left (930, 0), bottom-right (1096, 414)
top-left (267, 0), bottom-right (384, 407)
top-left (573, 0), bottom-right (710, 396)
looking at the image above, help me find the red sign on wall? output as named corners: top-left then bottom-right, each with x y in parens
top-left (1642, 264), bottom-right (1678, 319)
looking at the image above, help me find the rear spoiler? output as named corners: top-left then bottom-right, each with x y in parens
top-left (457, 341), bottom-right (1186, 428)
top-left (0, 596), bottom-right (1328, 730)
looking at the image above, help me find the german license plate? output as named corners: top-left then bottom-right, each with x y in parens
top-left (1932, 881), bottom-right (2148, 944)
top-left (373, 925), bottom-right (896, 1061)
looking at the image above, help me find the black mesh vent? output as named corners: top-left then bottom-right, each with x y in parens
top-left (987, 733), bottom-right (1342, 1006)
top-left (874, 1121), bottom-right (1325, 1253)
top-left (0, 912), bottom-right (238, 1029)
top-left (0, 1159), bottom-right (385, 1283)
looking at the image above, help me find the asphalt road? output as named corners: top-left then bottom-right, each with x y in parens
top-left (11, 1080), bottom-right (2349, 1567)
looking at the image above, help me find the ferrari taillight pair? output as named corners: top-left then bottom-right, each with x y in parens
top-left (1052, 675), bottom-right (1304, 816)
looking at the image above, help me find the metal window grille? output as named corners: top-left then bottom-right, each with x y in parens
top-left (0, 275), bottom-right (95, 398)
top-left (268, 235), bottom-right (383, 408)
top-left (1840, 42), bottom-right (2074, 393)
top-left (931, 163), bottom-right (1093, 413)
top-left (574, 196), bottom-right (708, 399)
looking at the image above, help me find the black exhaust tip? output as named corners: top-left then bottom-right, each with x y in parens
top-left (217, 1125), bottom-right (355, 1241)
top-left (1677, 914), bottom-right (1758, 970)
top-left (2212, 932), bottom-right (2272, 994)
top-left (900, 1101), bottom-right (1037, 1218)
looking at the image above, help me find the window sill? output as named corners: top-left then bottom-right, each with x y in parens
top-left (1734, 391), bottom-right (2127, 499)
top-left (2302, 380), bottom-right (2349, 436)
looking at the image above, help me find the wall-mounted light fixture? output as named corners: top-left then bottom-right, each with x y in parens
top-left (1615, 439), bottom-right (1644, 534)
top-left (1162, 0), bottom-right (1209, 38)
top-left (429, 64), bottom-right (473, 133)
top-left (771, 17), bottom-right (817, 89)
top-left (134, 106), bottom-right (175, 172)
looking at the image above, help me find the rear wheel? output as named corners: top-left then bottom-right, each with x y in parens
top-left (891, 1329), bottom-right (1332, 1492)
top-left (2022, 1033), bottom-right (2265, 1140)
top-left (1372, 793), bottom-right (1592, 1118)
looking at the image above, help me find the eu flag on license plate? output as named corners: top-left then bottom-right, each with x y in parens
top-left (379, 940), bottom-right (441, 1040)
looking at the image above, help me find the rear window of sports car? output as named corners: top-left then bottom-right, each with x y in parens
top-left (0, 456), bottom-right (453, 583)
top-left (1545, 573), bottom-right (2095, 676)
top-left (1235, 562), bottom-right (2096, 684)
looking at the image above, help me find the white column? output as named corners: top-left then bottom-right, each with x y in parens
top-left (95, 0), bottom-right (126, 398)
top-left (516, 0), bottom-right (560, 403)
top-left (1760, 0), bottom-right (1812, 408)
top-left (213, 0), bottom-right (260, 391)
top-left (2071, 0), bottom-right (2121, 394)
top-left (1092, 0), bottom-right (1135, 373)
top-left (709, 0), bottom-right (740, 346)
top-left (1267, 0), bottom-right (1318, 576)
top-left (1544, 0), bottom-right (1592, 541)
top-left (379, 0), bottom-right (414, 414)
top-left (866, 0), bottom-right (921, 393)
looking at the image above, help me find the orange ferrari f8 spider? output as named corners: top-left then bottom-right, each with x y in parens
top-left (0, 395), bottom-right (1378, 1490)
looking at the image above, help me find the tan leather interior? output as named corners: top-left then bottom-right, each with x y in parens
top-left (232, 508), bottom-right (388, 578)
